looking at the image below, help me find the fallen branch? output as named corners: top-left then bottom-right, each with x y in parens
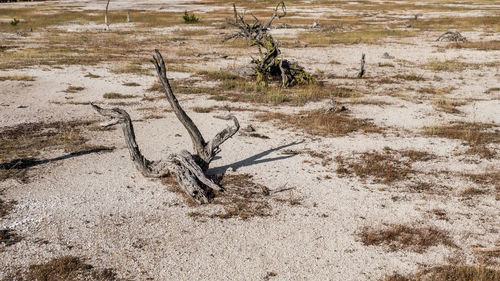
top-left (436, 31), bottom-right (466, 42)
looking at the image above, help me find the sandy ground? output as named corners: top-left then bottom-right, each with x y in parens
top-left (0, 1), bottom-right (499, 280)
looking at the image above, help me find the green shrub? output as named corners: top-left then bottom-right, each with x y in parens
top-left (183, 11), bottom-right (199, 24)
top-left (10, 18), bottom-right (20, 26)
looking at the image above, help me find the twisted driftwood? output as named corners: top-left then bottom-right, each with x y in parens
top-left (436, 31), bottom-right (466, 42)
top-left (91, 50), bottom-right (239, 203)
top-left (224, 2), bottom-right (313, 87)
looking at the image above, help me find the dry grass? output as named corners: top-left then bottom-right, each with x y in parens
top-left (186, 173), bottom-right (272, 220)
top-left (0, 197), bottom-right (15, 218)
top-left (84, 72), bottom-right (100, 78)
top-left (0, 120), bottom-right (109, 182)
top-left (425, 59), bottom-right (488, 72)
top-left (63, 86), bottom-right (85, 93)
top-left (110, 62), bottom-right (151, 76)
top-left (0, 74), bottom-right (34, 81)
top-left (257, 110), bottom-right (382, 137)
top-left (381, 265), bottom-right (500, 281)
top-left (418, 87), bottom-right (453, 95)
top-left (360, 224), bottom-right (456, 253)
top-left (424, 122), bottom-right (499, 145)
top-left (298, 29), bottom-right (415, 46)
top-left (485, 87), bottom-right (500, 94)
top-left (103, 92), bottom-right (137, 99)
top-left (392, 74), bottom-right (425, 81)
top-left (192, 106), bottom-right (214, 113)
top-left (2, 256), bottom-right (116, 281)
top-left (447, 40), bottom-right (500, 51)
top-left (336, 149), bottom-right (435, 184)
top-left (122, 82), bottom-right (140, 87)
top-left (432, 97), bottom-right (467, 114)
top-left (0, 228), bottom-right (22, 247)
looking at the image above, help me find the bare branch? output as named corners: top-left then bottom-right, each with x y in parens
top-left (152, 49), bottom-right (208, 161)
top-left (91, 103), bottom-right (159, 178)
top-left (263, 1), bottom-right (286, 30)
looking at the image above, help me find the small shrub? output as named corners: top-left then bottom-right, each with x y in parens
top-left (183, 11), bottom-right (199, 24)
top-left (10, 18), bottom-right (20, 26)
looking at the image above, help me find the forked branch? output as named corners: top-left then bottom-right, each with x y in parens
top-left (91, 50), bottom-right (240, 204)
top-left (151, 49), bottom-right (239, 167)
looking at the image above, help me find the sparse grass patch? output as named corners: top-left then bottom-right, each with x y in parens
top-left (299, 29), bottom-right (414, 46)
top-left (0, 120), bottom-right (111, 182)
top-left (336, 149), bottom-right (436, 184)
top-left (84, 72), bottom-right (100, 78)
top-left (425, 59), bottom-right (483, 72)
top-left (485, 87), bottom-right (500, 94)
top-left (257, 110), bottom-right (382, 137)
top-left (381, 265), bottom-right (500, 281)
top-left (186, 173), bottom-right (272, 220)
top-left (360, 224), bottom-right (455, 253)
top-left (418, 86), bottom-right (453, 95)
top-left (3, 256), bottom-right (117, 281)
top-left (447, 40), bottom-right (500, 51)
top-left (424, 122), bottom-right (499, 145)
top-left (192, 106), bottom-right (213, 113)
top-left (123, 82), bottom-right (140, 87)
top-left (147, 81), bottom-right (163, 92)
top-left (0, 197), bottom-right (15, 218)
top-left (432, 97), bottom-right (467, 114)
top-left (393, 74), bottom-right (425, 81)
top-left (0, 228), bottom-right (22, 247)
top-left (63, 86), bottom-right (85, 93)
top-left (0, 74), bottom-right (34, 81)
top-left (198, 70), bottom-right (239, 81)
top-left (110, 62), bottom-right (151, 76)
top-left (461, 187), bottom-right (486, 196)
top-left (209, 95), bottom-right (228, 101)
top-left (103, 92), bottom-right (137, 99)
top-left (378, 62), bottom-right (394, 67)
top-left (465, 145), bottom-right (496, 159)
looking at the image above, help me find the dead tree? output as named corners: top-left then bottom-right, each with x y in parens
top-left (436, 31), bottom-right (466, 42)
top-left (104, 0), bottom-right (111, 30)
top-left (224, 2), bottom-right (313, 88)
top-left (358, 53), bottom-right (365, 78)
top-left (91, 50), bottom-right (240, 204)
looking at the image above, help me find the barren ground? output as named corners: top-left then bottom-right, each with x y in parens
top-left (0, 0), bottom-right (499, 280)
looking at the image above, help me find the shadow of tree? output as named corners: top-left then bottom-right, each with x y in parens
top-left (0, 147), bottom-right (115, 170)
top-left (210, 140), bottom-right (304, 175)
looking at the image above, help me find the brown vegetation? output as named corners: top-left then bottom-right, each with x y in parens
top-left (0, 121), bottom-right (111, 182)
top-left (360, 224), bottom-right (455, 253)
top-left (336, 149), bottom-right (435, 184)
top-left (2, 256), bottom-right (116, 281)
top-left (257, 110), bottom-right (382, 137)
top-left (381, 265), bottom-right (500, 281)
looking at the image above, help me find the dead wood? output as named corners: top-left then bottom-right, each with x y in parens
top-left (104, 0), bottom-right (111, 30)
top-left (91, 50), bottom-right (240, 204)
top-left (224, 2), bottom-right (313, 88)
top-left (437, 31), bottom-right (466, 42)
top-left (358, 53), bottom-right (366, 78)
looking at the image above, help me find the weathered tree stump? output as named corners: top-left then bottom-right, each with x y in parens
top-left (91, 50), bottom-right (240, 204)
top-left (224, 1), bottom-right (313, 88)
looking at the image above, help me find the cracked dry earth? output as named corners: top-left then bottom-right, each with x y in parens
top-left (0, 0), bottom-right (499, 280)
